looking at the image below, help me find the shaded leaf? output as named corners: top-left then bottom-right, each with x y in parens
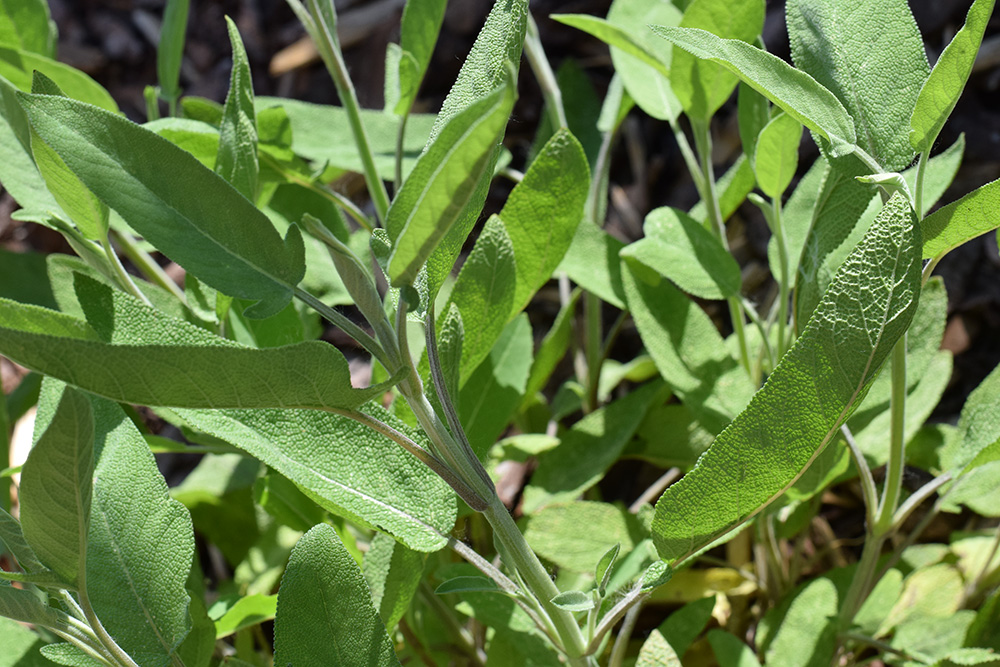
top-left (215, 17), bottom-right (258, 201)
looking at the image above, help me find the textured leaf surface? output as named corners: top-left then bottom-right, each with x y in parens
top-left (521, 501), bottom-right (647, 573)
top-left (670, 0), bottom-right (765, 121)
top-left (652, 194), bottom-right (921, 563)
top-left (215, 17), bottom-right (257, 200)
top-left (764, 578), bottom-right (838, 667)
top-left (922, 178), bottom-right (1000, 260)
top-left (943, 360), bottom-right (1000, 474)
top-left (911, 0), bottom-right (994, 152)
top-left (445, 215), bottom-right (516, 385)
top-left (557, 221), bottom-right (626, 308)
top-left (0, 47), bottom-right (116, 111)
top-left (386, 82), bottom-right (514, 286)
top-left (500, 128), bottom-right (589, 316)
top-left (19, 93), bottom-right (303, 318)
top-left (786, 0), bottom-right (928, 171)
top-left (0, 508), bottom-right (46, 574)
top-left (274, 524), bottom-right (401, 667)
top-left (157, 0), bottom-right (189, 102)
top-left (87, 397), bottom-right (194, 667)
top-left (176, 404), bottom-right (456, 552)
top-left (386, 0), bottom-right (445, 114)
top-left (19, 381), bottom-right (93, 585)
top-left (622, 206), bottom-right (741, 300)
top-left (0, 274), bottom-right (386, 410)
top-left (651, 26), bottom-right (856, 156)
top-left (636, 630), bottom-right (681, 667)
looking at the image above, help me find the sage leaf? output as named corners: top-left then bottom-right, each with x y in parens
top-left (175, 404), bottom-right (456, 552)
top-left (621, 262), bottom-right (754, 434)
top-left (738, 82), bottom-right (770, 160)
top-left (27, 72), bottom-right (108, 242)
top-left (522, 502), bottom-right (643, 574)
top-left (434, 576), bottom-right (500, 595)
top-left (458, 315), bottom-right (532, 459)
top-left (386, 81), bottom-right (515, 287)
top-left (420, 0), bottom-right (527, 299)
top-left (910, 0), bottom-right (994, 153)
top-left (363, 532), bottom-right (424, 631)
top-left (523, 289), bottom-right (579, 402)
top-left (500, 128), bottom-right (589, 317)
top-left (0, 46), bottom-right (116, 111)
top-left (213, 594), bottom-right (277, 639)
top-left (636, 629), bottom-right (681, 667)
top-left (651, 25), bottom-right (856, 157)
top-left (606, 0), bottom-right (683, 122)
top-left (786, 0), bottom-right (928, 171)
top-left (0, 273), bottom-right (388, 411)
top-left (444, 215), bottom-right (516, 385)
top-left (652, 194), bottom-right (921, 564)
top-left (0, 581), bottom-right (68, 628)
top-left (596, 543), bottom-right (621, 596)
top-left (274, 524), bottom-right (401, 667)
top-left (922, 178), bottom-right (1000, 260)
top-left (0, 0), bottom-right (56, 57)
top-left (18, 380), bottom-right (93, 586)
top-left (942, 360), bottom-right (1000, 474)
top-left (753, 111), bottom-right (802, 199)
top-left (0, 507), bottom-right (46, 574)
top-left (557, 221), bottom-right (627, 309)
top-left (215, 17), bottom-right (258, 201)
top-left (0, 616), bottom-right (50, 666)
top-left (523, 381), bottom-right (664, 513)
top-left (670, 0), bottom-right (765, 122)
top-left (764, 577), bottom-right (838, 667)
top-left (551, 14), bottom-right (671, 78)
top-left (386, 0), bottom-right (446, 115)
top-left (708, 629), bottom-right (763, 667)
top-left (621, 206), bottom-right (741, 300)
top-left (551, 590), bottom-right (594, 613)
top-left (157, 0), bottom-right (190, 103)
top-left (87, 396), bottom-right (194, 667)
top-left (19, 92), bottom-right (305, 318)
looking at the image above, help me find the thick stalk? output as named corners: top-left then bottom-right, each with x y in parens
top-left (524, 13), bottom-right (567, 130)
top-left (304, 0), bottom-right (391, 223)
top-left (691, 121), bottom-right (752, 376)
top-left (482, 496), bottom-right (592, 663)
top-left (607, 603), bottom-right (642, 667)
top-left (875, 337), bottom-right (908, 535)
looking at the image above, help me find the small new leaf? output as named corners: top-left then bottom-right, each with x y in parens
top-left (550, 590), bottom-right (595, 613)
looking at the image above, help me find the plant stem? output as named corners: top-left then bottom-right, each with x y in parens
top-left (962, 523), bottom-right (1000, 606)
top-left (416, 581), bottom-right (486, 667)
top-left (101, 236), bottom-right (152, 307)
top-left (482, 496), bottom-right (593, 663)
top-left (77, 588), bottom-right (141, 667)
top-left (607, 602), bottom-right (642, 667)
top-left (110, 230), bottom-right (187, 302)
top-left (875, 336), bottom-right (907, 535)
top-left (913, 150), bottom-right (929, 221)
top-left (304, 0), bottom-right (391, 224)
top-left (584, 291), bottom-right (603, 412)
top-left (770, 196), bottom-right (791, 358)
top-left (842, 425), bottom-right (878, 527)
top-left (691, 120), bottom-right (752, 377)
top-left (292, 287), bottom-right (389, 367)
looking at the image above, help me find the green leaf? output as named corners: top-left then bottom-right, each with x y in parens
top-left (274, 524), bottom-right (402, 667)
top-left (0, 581), bottom-right (68, 629)
top-left (651, 26), bottom-right (856, 157)
top-left (0, 0), bottom-right (56, 57)
top-left (458, 315), bottom-right (532, 459)
top-left (708, 630), bottom-right (762, 667)
top-left (557, 221), bottom-right (627, 308)
top-left (942, 360), bottom-right (1000, 474)
top-left (363, 532), bottom-right (424, 631)
top-left (0, 47), bottom-right (116, 112)
top-left (636, 629), bottom-right (681, 667)
top-left (670, 0), bottom-right (765, 121)
top-left (19, 92), bottom-right (304, 319)
top-left (621, 262), bottom-right (754, 434)
top-left (387, 0), bottom-right (446, 114)
top-left (550, 590), bottom-right (594, 613)
top-left (18, 380), bottom-right (93, 586)
top-left (652, 194), bottom-right (921, 563)
top-left (254, 470), bottom-right (326, 533)
top-left (786, 0), bottom-right (928, 171)
top-left (522, 502), bottom-right (644, 574)
top-left (605, 0), bottom-right (683, 122)
top-left (443, 215), bottom-right (517, 385)
top-left (0, 507), bottom-right (46, 574)
top-left (214, 594), bottom-right (277, 639)
top-left (157, 0), bottom-right (190, 103)
top-left (764, 578), bottom-right (838, 667)
top-left (501, 128), bottom-right (589, 316)
top-left (621, 206), bottom-right (741, 300)
top-left (27, 72), bottom-right (108, 242)
top-left (0, 273), bottom-right (387, 411)
top-left (434, 576), bottom-right (500, 595)
top-left (911, 0), bottom-right (994, 152)
top-left (86, 396), bottom-right (194, 666)
top-left (553, 14), bottom-right (670, 78)
top-left (175, 404), bottom-right (456, 552)
top-left (215, 17), bottom-right (258, 201)
top-left (922, 178), bottom-right (1000, 260)
top-left (738, 82), bottom-right (770, 160)
top-left (522, 381), bottom-right (665, 513)
top-left (523, 289), bottom-right (580, 403)
top-left (753, 112), bottom-right (802, 199)
top-left (386, 81), bottom-right (515, 286)
top-left (596, 543), bottom-right (621, 597)
top-left (0, 616), bottom-right (50, 667)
